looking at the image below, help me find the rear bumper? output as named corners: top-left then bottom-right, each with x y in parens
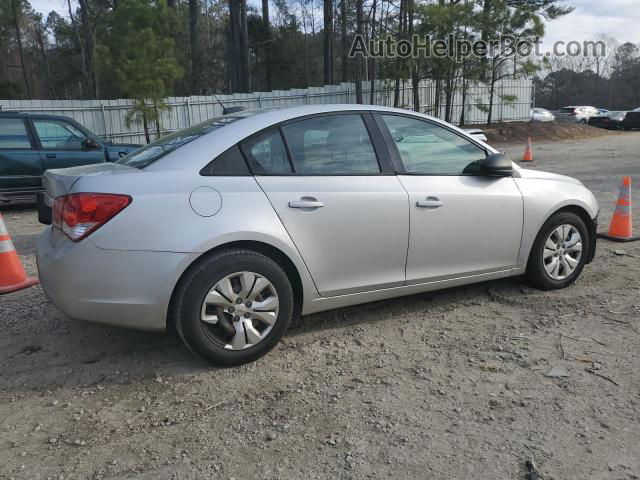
top-left (0, 189), bottom-right (42, 203)
top-left (36, 230), bottom-right (196, 331)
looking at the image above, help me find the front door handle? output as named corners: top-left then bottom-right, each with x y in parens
top-left (45, 154), bottom-right (57, 159)
top-left (289, 198), bottom-right (324, 209)
top-left (416, 197), bottom-right (444, 208)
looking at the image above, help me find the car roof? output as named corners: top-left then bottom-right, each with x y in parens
top-left (0, 111), bottom-right (76, 121)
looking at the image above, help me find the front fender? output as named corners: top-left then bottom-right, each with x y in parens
top-left (515, 178), bottom-right (599, 271)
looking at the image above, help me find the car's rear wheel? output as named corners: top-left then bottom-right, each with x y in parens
top-left (525, 212), bottom-right (589, 290)
top-left (174, 249), bottom-right (294, 366)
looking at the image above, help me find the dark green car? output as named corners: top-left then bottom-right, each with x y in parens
top-left (0, 112), bottom-right (141, 202)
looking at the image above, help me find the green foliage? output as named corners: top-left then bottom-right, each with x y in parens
top-left (97, 0), bottom-right (183, 132)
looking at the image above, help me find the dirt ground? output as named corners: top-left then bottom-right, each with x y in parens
top-left (1, 133), bottom-right (639, 480)
top-left (480, 121), bottom-right (619, 144)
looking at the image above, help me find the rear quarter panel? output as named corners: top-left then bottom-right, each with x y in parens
top-left (72, 169), bottom-right (320, 306)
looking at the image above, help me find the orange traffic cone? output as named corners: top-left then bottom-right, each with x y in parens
top-left (598, 176), bottom-right (638, 242)
top-left (0, 213), bottom-right (39, 294)
top-left (522, 137), bottom-right (534, 162)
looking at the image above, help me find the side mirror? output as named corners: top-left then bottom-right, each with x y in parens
top-left (481, 153), bottom-right (512, 175)
top-left (83, 138), bottom-right (100, 150)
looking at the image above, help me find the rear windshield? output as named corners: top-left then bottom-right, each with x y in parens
top-left (558, 107), bottom-right (575, 113)
top-left (117, 116), bottom-right (242, 168)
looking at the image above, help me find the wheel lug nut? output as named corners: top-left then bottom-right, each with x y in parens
top-left (235, 298), bottom-right (243, 304)
top-left (233, 315), bottom-right (239, 322)
top-left (245, 301), bottom-right (252, 308)
top-left (244, 313), bottom-right (250, 319)
top-left (228, 307), bottom-right (235, 313)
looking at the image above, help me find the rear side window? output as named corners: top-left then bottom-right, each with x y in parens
top-left (200, 145), bottom-right (250, 176)
top-left (117, 115), bottom-right (241, 169)
top-left (559, 107), bottom-right (575, 113)
top-left (241, 128), bottom-right (292, 174)
top-left (0, 118), bottom-right (31, 149)
top-left (281, 114), bottom-right (380, 174)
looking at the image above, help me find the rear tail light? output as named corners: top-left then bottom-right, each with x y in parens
top-left (52, 193), bottom-right (131, 242)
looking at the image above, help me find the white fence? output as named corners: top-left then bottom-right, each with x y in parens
top-left (0, 79), bottom-right (533, 145)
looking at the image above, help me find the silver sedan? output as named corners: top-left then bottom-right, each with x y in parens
top-left (36, 105), bottom-right (598, 365)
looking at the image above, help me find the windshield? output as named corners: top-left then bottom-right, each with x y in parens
top-left (117, 115), bottom-right (242, 168)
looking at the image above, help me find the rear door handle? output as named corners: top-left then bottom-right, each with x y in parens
top-left (416, 197), bottom-right (444, 208)
top-left (45, 154), bottom-right (57, 159)
top-left (289, 198), bottom-right (324, 209)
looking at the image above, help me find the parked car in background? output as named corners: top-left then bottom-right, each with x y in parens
top-left (588, 111), bottom-right (628, 130)
top-left (0, 112), bottom-right (141, 202)
top-left (463, 128), bottom-right (488, 142)
top-left (555, 106), bottom-right (599, 124)
top-left (530, 108), bottom-right (555, 122)
top-left (36, 104), bottom-right (598, 366)
top-left (621, 110), bottom-right (640, 130)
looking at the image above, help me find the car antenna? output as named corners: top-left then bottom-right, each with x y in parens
top-left (211, 92), bottom-right (244, 116)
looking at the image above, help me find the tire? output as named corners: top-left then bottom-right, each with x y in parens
top-left (525, 212), bottom-right (590, 291)
top-left (580, 119), bottom-right (587, 125)
top-left (173, 248), bottom-right (295, 366)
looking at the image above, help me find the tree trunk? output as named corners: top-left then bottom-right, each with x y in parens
top-left (262, 0), bottom-right (272, 90)
top-left (408, 0), bottom-right (419, 111)
top-left (189, 0), bottom-right (202, 94)
top-left (340, 0), bottom-right (348, 82)
top-left (239, 0), bottom-right (250, 92)
top-left (78, 0), bottom-right (97, 97)
top-left (354, 0), bottom-right (364, 103)
top-left (323, 0), bottom-right (333, 84)
top-left (393, 0), bottom-right (405, 107)
top-left (35, 22), bottom-right (55, 99)
top-left (368, 0), bottom-right (377, 104)
top-left (142, 110), bottom-right (150, 144)
top-left (67, 0), bottom-right (89, 98)
top-left (10, 0), bottom-right (32, 99)
top-left (487, 59), bottom-right (496, 124)
top-left (228, 0), bottom-right (241, 92)
top-left (480, 0), bottom-right (491, 81)
top-left (154, 103), bottom-right (162, 139)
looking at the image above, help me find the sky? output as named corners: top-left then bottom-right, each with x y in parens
top-left (29, 0), bottom-right (640, 47)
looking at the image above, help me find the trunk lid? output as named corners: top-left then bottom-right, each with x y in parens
top-left (39, 163), bottom-right (138, 226)
top-left (43, 163), bottom-right (137, 199)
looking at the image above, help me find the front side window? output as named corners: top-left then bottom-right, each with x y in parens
top-left (0, 118), bottom-right (31, 149)
top-left (33, 120), bottom-right (88, 150)
top-left (241, 128), bottom-right (292, 174)
top-left (381, 115), bottom-right (486, 175)
top-left (281, 114), bottom-right (380, 174)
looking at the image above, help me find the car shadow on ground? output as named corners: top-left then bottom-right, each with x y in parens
top-left (0, 276), bottom-right (525, 395)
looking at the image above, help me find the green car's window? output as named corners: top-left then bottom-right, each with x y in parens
top-left (381, 115), bottom-right (486, 175)
top-left (33, 119), bottom-right (88, 150)
top-left (281, 114), bottom-right (380, 174)
top-left (0, 118), bottom-right (32, 149)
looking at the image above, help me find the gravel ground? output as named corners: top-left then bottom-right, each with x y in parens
top-left (1, 133), bottom-right (639, 480)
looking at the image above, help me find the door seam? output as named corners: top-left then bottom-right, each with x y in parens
top-left (252, 176), bottom-right (322, 297)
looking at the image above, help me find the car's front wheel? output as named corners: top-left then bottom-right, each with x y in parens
top-left (525, 211), bottom-right (590, 290)
top-left (174, 249), bottom-right (294, 366)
